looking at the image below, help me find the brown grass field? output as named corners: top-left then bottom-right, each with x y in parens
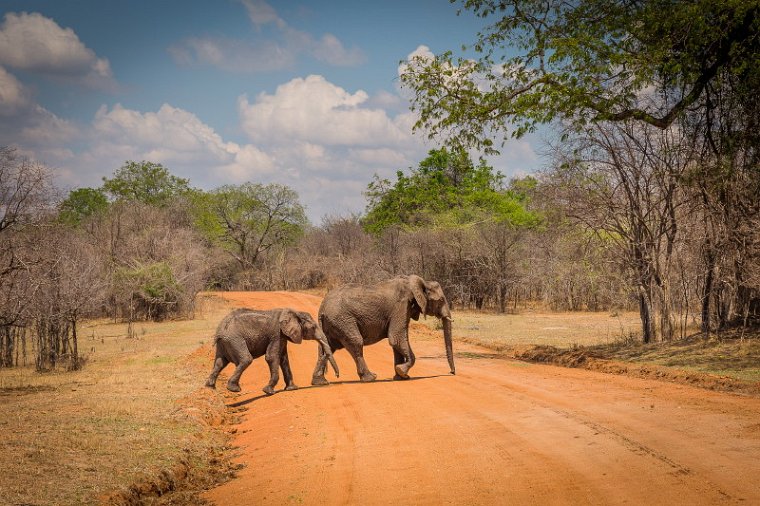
top-left (1, 293), bottom-right (759, 504)
top-left (0, 294), bottom-right (235, 505)
top-left (418, 309), bottom-right (644, 348)
top-left (418, 309), bottom-right (760, 382)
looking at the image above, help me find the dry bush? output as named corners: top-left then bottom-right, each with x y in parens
top-left (85, 201), bottom-right (212, 322)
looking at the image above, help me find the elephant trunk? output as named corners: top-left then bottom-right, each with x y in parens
top-left (441, 303), bottom-right (455, 375)
top-left (317, 331), bottom-right (340, 378)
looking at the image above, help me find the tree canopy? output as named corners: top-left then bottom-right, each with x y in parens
top-left (363, 148), bottom-right (538, 234)
top-left (58, 187), bottom-right (108, 225)
top-left (400, 0), bottom-right (760, 152)
top-left (102, 161), bottom-right (191, 205)
top-left (192, 183), bottom-right (308, 269)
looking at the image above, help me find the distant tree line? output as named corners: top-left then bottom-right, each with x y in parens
top-left (0, 154), bottom-right (305, 370)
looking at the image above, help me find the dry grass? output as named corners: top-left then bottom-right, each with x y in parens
top-left (0, 294), bottom-right (232, 505)
top-left (590, 329), bottom-right (760, 382)
top-left (419, 309), bottom-right (760, 384)
top-left (419, 309), bottom-right (643, 348)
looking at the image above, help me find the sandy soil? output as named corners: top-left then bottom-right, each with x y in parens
top-left (202, 291), bottom-right (760, 505)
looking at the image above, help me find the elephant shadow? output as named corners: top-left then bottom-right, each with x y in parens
top-left (226, 373), bottom-right (450, 408)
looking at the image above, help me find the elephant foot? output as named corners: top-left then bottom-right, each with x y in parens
top-left (284, 384), bottom-right (299, 391)
top-left (205, 380), bottom-right (216, 389)
top-left (394, 364), bottom-right (410, 379)
top-left (311, 376), bottom-right (329, 386)
top-left (360, 371), bottom-right (377, 382)
top-left (226, 382), bottom-right (241, 393)
top-left (262, 385), bottom-right (276, 396)
top-left (393, 374), bottom-right (411, 381)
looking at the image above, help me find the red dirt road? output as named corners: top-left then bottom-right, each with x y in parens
top-left (202, 292), bottom-right (760, 505)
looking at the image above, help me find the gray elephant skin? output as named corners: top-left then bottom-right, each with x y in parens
top-left (312, 274), bottom-right (455, 384)
top-left (206, 307), bottom-right (339, 395)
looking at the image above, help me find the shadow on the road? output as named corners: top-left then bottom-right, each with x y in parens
top-left (226, 373), bottom-right (452, 407)
top-left (418, 351), bottom-right (500, 360)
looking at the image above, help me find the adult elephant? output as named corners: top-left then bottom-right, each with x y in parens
top-left (312, 275), bottom-right (455, 384)
top-left (206, 308), bottom-right (339, 395)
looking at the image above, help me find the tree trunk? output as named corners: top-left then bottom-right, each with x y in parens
top-left (658, 281), bottom-right (675, 341)
top-left (71, 318), bottom-right (79, 370)
top-left (498, 284), bottom-right (508, 313)
top-left (639, 285), bottom-right (655, 344)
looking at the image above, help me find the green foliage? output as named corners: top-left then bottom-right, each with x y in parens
top-left (58, 187), bottom-right (108, 225)
top-left (115, 261), bottom-right (178, 300)
top-left (192, 183), bottom-right (308, 268)
top-left (102, 161), bottom-right (190, 206)
top-left (400, 0), bottom-right (760, 152)
top-left (363, 148), bottom-right (539, 234)
top-left (113, 261), bottom-right (180, 320)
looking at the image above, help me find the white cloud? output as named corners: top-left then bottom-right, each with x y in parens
top-left (170, 0), bottom-right (364, 72)
top-left (238, 75), bottom-right (410, 147)
top-left (0, 65), bottom-right (77, 148)
top-left (0, 12), bottom-right (115, 89)
top-left (89, 103), bottom-right (275, 183)
top-left (169, 37), bottom-right (296, 73)
top-left (311, 33), bottom-right (364, 66)
top-left (76, 96), bottom-right (415, 218)
top-left (242, 0), bottom-right (284, 28)
top-left (0, 65), bottom-right (31, 115)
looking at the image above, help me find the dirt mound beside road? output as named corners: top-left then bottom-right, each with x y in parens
top-left (513, 344), bottom-right (760, 396)
top-left (201, 291), bottom-right (760, 505)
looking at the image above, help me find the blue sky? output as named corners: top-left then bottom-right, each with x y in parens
top-left (0, 0), bottom-right (540, 221)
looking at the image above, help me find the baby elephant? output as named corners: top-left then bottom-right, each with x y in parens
top-left (205, 307), bottom-right (339, 395)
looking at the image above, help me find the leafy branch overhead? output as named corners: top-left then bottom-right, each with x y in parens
top-left (400, 0), bottom-right (760, 152)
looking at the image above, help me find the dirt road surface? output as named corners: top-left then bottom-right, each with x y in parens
top-left (202, 292), bottom-right (760, 505)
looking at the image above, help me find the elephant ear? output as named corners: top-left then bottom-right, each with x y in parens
top-left (279, 310), bottom-right (303, 344)
top-left (408, 275), bottom-right (428, 316)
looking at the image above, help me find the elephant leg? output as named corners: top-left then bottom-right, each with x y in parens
top-left (391, 340), bottom-right (416, 379)
top-left (205, 353), bottom-right (230, 388)
top-left (311, 346), bottom-right (330, 386)
top-left (345, 340), bottom-right (376, 382)
top-left (263, 342), bottom-right (281, 396)
top-left (226, 352), bottom-right (252, 393)
top-left (280, 350), bottom-right (298, 391)
top-left (392, 348), bottom-right (410, 381)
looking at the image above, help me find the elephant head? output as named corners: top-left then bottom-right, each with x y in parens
top-left (408, 275), bottom-right (455, 375)
top-left (279, 309), bottom-right (340, 377)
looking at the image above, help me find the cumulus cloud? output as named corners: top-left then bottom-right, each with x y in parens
top-left (170, 0), bottom-right (364, 72)
top-left (168, 37), bottom-right (296, 73)
top-left (69, 95), bottom-right (416, 218)
top-left (0, 12), bottom-right (115, 89)
top-left (89, 103), bottom-right (275, 183)
top-left (0, 65), bottom-right (31, 115)
top-left (0, 64), bottom-right (77, 149)
top-left (242, 0), bottom-right (284, 28)
top-left (311, 33), bottom-right (364, 66)
top-left (238, 75), bottom-right (410, 147)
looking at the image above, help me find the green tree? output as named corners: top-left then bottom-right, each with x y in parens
top-left (363, 148), bottom-right (537, 234)
top-left (400, 0), bottom-right (759, 152)
top-left (58, 187), bottom-right (108, 225)
top-left (102, 161), bottom-right (190, 205)
top-left (193, 183), bottom-right (308, 269)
